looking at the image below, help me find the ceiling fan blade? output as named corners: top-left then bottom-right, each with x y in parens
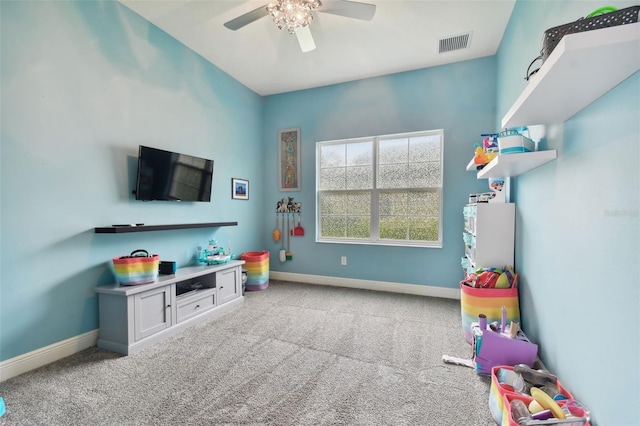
top-left (295, 26), bottom-right (316, 53)
top-left (223, 4), bottom-right (270, 30)
top-left (319, 0), bottom-right (376, 21)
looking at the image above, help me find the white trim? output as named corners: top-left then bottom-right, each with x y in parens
top-left (0, 330), bottom-right (99, 382)
top-left (0, 276), bottom-right (458, 382)
top-left (269, 271), bottom-right (460, 300)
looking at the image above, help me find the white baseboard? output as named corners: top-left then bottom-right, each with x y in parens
top-left (0, 276), bottom-right (458, 382)
top-left (269, 271), bottom-right (461, 300)
top-left (0, 329), bottom-right (99, 382)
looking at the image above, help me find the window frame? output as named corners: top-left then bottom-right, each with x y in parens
top-left (316, 129), bottom-right (444, 248)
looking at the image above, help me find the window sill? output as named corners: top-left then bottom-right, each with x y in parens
top-left (316, 239), bottom-right (442, 249)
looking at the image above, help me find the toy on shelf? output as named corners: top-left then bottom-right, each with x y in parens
top-left (482, 133), bottom-right (499, 156)
top-left (488, 177), bottom-right (506, 203)
top-left (197, 239), bottom-right (233, 265)
top-left (473, 133), bottom-right (499, 167)
top-left (473, 144), bottom-right (490, 165)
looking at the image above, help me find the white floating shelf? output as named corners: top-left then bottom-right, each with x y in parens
top-left (502, 22), bottom-right (640, 128)
top-left (466, 158), bottom-right (477, 172)
top-left (469, 151), bottom-right (558, 179)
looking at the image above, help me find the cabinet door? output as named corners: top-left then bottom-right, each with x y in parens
top-left (217, 267), bottom-right (240, 305)
top-left (134, 285), bottom-right (173, 341)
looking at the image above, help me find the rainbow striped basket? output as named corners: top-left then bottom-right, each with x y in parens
top-left (460, 280), bottom-right (520, 344)
top-left (112, 249), bottom-right (159, 286)
top-left (241, 251), bottom-right (269, 291)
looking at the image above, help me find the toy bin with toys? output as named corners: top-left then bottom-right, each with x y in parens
top-left (460, 268), bottom-right (519, 344)
top-left (489, 365), bottom-right (591, 426)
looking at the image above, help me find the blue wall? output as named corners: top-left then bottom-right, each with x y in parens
top-left (263, 59), bottom-right (494, 285)
top-left (496, 1), bottom-right (639, 424)
top-left (1, 1), bottom-right (264, 360)
top-left (3, 1), bottom-right (637, 424)
top-left (1, 0), bottom-right (491, 364)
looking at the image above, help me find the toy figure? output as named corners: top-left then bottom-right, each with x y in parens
top-left (198, 239), bottom-right (231, 265)
top-left (474, 144), bottom-right (490, 165)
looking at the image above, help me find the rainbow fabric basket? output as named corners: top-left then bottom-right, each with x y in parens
top-left (460, 281), bottom-right (520, 344)
top-left (112, 249), bottom-right (159, 286)
top-left (241, 251), bottom-right (269, 291)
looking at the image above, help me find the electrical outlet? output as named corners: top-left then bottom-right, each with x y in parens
top-left (341, 256), bottom-right (347, 266)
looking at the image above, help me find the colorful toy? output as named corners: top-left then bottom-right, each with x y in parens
top-left (473, 143), bottom-right (498, 166)
top-left (482, 133), bottom-right (500, 155)
top-left (473, 135), bottom-right (499, 166)
top-left (496, 266), bottom-right (516, 288)
top-left (476, 270), bottom-right (501, 288)
top-left (472, 266), bottom-right (517, 288)
top-left (530, 388), bottom-right (566, 419)
top-left (198, 239), bottom-right (232, 265)
top-left (473, 144), bottom-right (490, 165)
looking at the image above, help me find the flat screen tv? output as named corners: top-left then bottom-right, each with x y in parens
top-left (134, 145), bottom-right (213, 202)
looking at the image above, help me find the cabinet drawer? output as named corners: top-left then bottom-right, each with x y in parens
top-left (176, 289), bottom-right (216, 323)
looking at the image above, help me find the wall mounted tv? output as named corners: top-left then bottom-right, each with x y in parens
top-left (134, 145), bottom-right (214, 202)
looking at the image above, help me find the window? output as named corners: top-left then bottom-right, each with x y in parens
top-left (316, 130), bottom-right (443, 247)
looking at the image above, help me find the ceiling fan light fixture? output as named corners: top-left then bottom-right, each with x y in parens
top-left (267, 0), bottom-right (320, 34)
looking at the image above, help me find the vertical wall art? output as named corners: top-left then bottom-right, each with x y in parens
top-left (278, 128), bottom-right (301, 191)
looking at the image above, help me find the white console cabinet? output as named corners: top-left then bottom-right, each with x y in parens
top-left (96, 260), bottom-right (244, 355)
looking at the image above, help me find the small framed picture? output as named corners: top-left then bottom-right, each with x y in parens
top-left (231, 178), bottom-right (249, 200)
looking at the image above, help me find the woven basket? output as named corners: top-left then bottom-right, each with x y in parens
top-left (542, 6), bottom-right (639, 62)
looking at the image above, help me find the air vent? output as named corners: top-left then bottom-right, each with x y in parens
top-left (439, 32), bottom-right (472, 53)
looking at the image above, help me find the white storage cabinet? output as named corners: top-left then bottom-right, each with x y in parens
top-left (462, 203), bottom-right (515, 275)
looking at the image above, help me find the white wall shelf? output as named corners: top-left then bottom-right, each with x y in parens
top-left (466, 158), bottom-right (479, 172)
top-left (502, 22), bottom-right (640, 129)
top-left (466, 150), bottom-right (558, 179)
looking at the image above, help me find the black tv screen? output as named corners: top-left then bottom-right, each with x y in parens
top-left (134, 145), bottom-right (213, 202)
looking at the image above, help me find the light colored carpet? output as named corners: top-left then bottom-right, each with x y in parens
top-left (0, 280), bottom-right (493, 425)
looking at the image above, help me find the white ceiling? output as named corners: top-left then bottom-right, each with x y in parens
top-left (119, 0), bottom-right (516, 96)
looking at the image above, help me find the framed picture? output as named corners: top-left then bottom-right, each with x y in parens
top-left (231, 178), bottom-right (249, 200)
top-left (278, 128), bottom-right (301, 191)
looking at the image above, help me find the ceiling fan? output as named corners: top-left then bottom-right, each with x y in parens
top-left (223, 0), bottom-right (376, 53)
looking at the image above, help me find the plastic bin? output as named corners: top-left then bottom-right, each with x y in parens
top-left (241, 251), bottom-right (269, 291)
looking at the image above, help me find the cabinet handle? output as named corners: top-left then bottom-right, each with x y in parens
top-left (195, 304), bottom-right (200, 309)
top-left (166, 304), bottom-right (171, 308)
